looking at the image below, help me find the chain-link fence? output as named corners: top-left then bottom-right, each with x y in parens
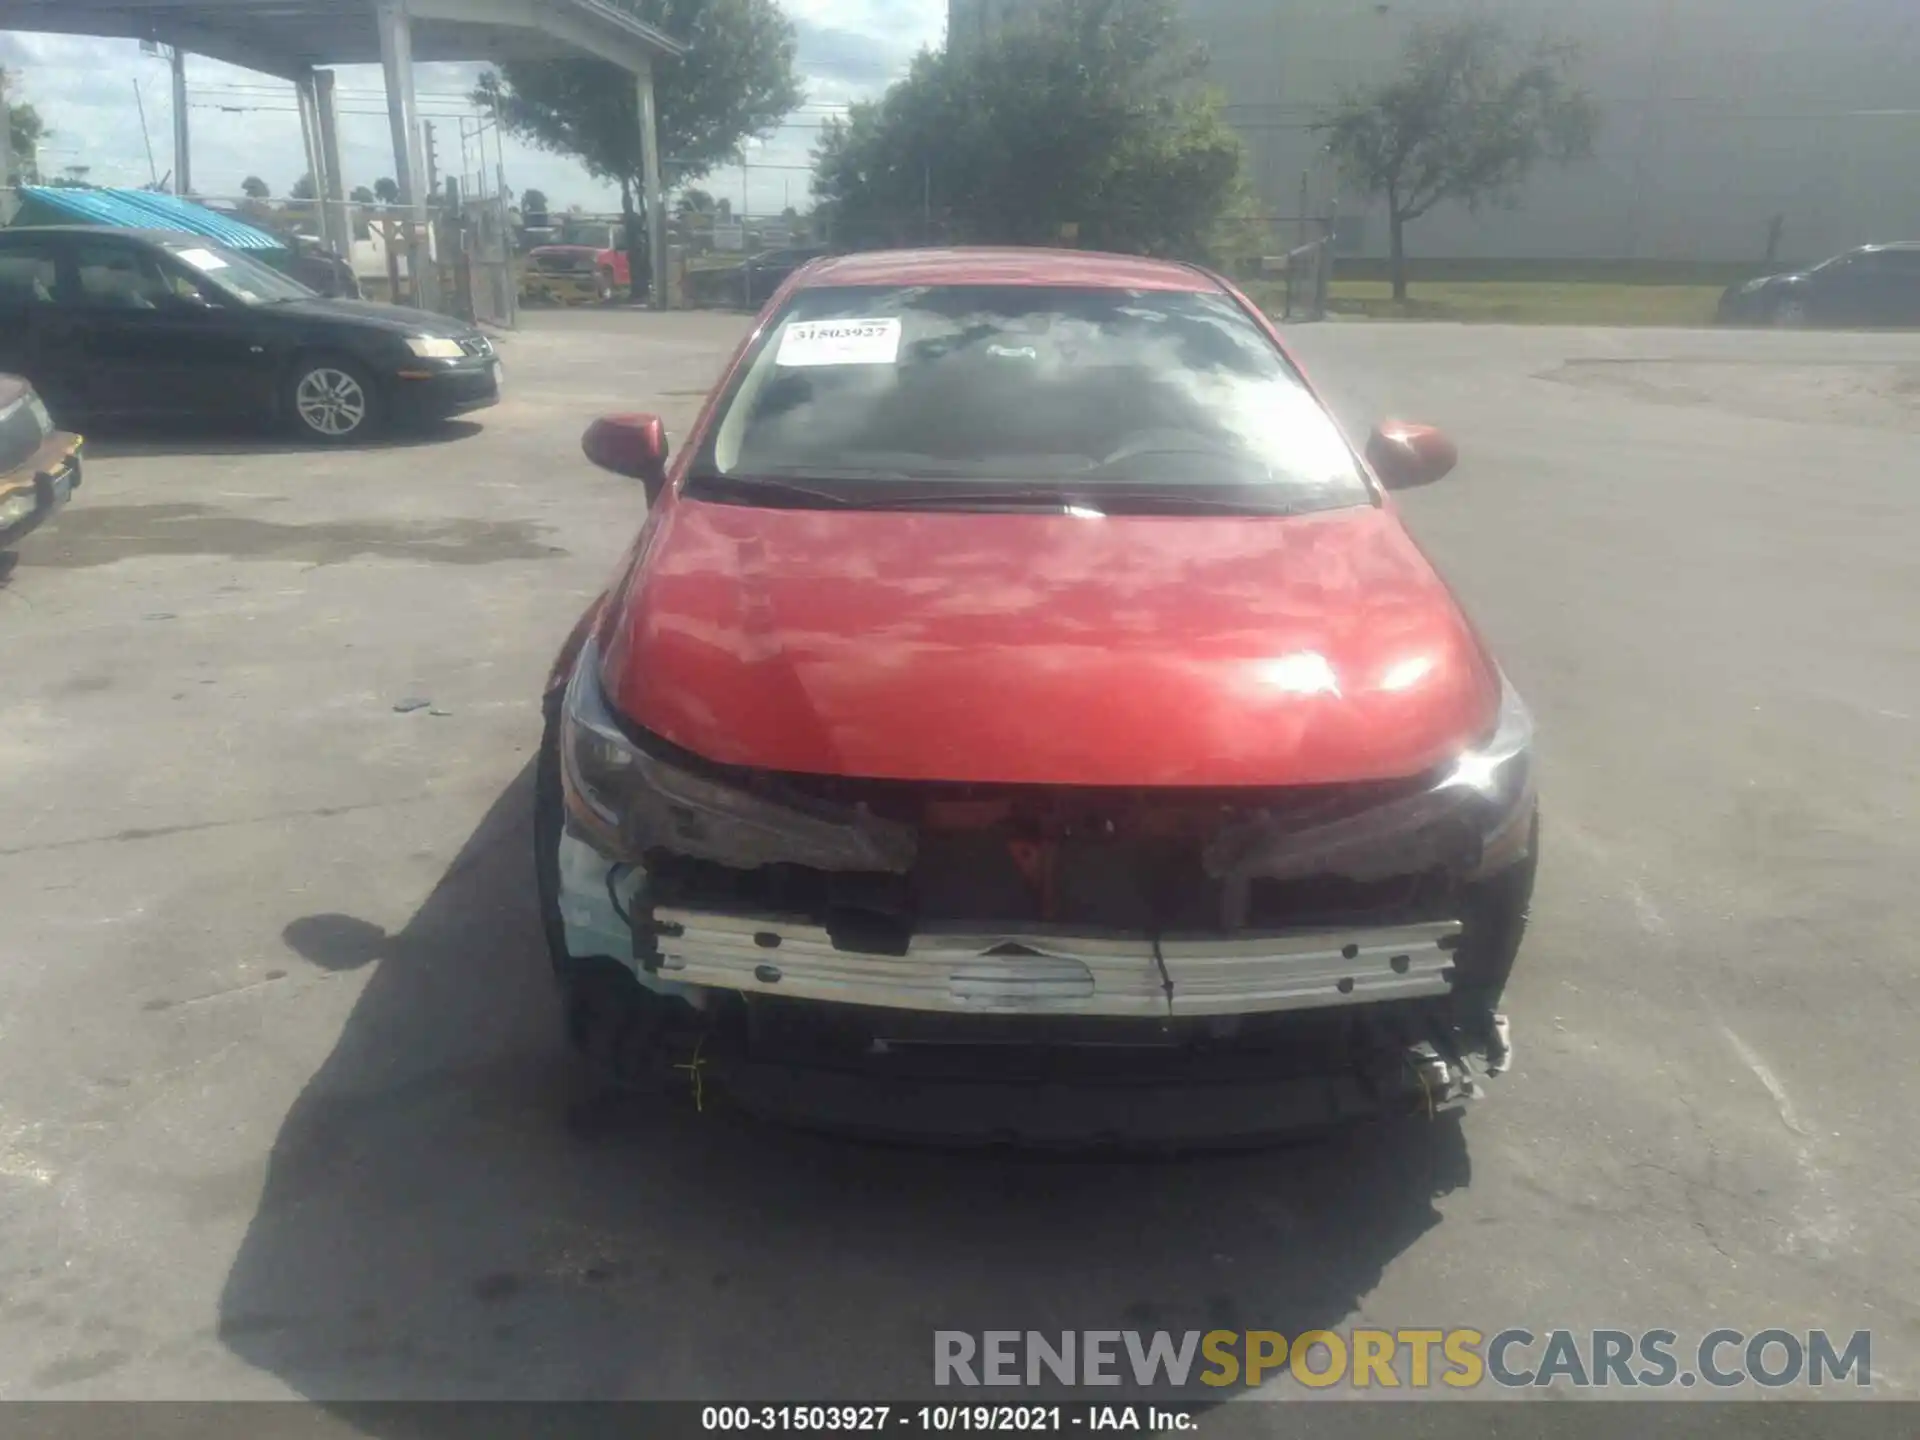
top-left (1207, 212), bottom-right (1338, 322)
top-left (436, 192), bottom-right (516, 328)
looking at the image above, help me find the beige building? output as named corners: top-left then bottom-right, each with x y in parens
top-left (947, 0), bottom-right (1920, 262)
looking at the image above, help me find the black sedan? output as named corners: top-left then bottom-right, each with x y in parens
top-left (1718, 242), bottom-right (1920, 328)
top-left (742, 245), bottom-right (832, 308)
top-left (0, 227), bottom-right (499, 443)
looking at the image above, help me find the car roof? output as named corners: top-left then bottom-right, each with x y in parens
top-left (1857, 242), bottom-right (1920, 252)
top-left (796, 246), bottom-right (1222, 293)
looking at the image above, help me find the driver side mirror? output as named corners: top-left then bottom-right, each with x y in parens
top-left (1366, 421), bottom-right (1458, 491)
top-left (582, 413), bottom-right (670, 502)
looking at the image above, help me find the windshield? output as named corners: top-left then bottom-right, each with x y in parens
top-left (560, 220), bottom-right (614, 248)
top-left (164, 242), bottom-right (316, 305)
top-left (697, 284), bottom-right (1371, 513)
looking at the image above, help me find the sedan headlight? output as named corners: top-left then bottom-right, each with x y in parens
top-left (559, 637), bottom-right (915, 873)
top-left (1205, 671), bottom-right (1536, 885)
top-left (404, 335), bottom-right (466, 359)
top-left (1439, 672), bottom-right (1533, 809)
top-left (1437, 671), bottom-right (1536, 875)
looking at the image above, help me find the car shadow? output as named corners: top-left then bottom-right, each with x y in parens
top-left (80, 418), bottom-right (485, 460)
top-left (220, 761), bottom-right (1471, 1409)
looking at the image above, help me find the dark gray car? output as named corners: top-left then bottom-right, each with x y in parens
top-left (0, 227), bottom-right (497, 443)
top-left (1718, 243), bottom-right (1920, 327)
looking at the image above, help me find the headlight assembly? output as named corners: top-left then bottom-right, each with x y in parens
top-left (404, 335), bottom-right (466, 359)
top-left (1440, 672), bottom-right (1536, 876)
top-left (1205, 671), bottom-right (1538, 885)
top-left (558, 637), bottom-right (915, 873)
top-left (1439, 671), bottom-right (1534, 816)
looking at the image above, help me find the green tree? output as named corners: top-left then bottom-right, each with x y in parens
top-left (674, 185), bottom-right (716, 217)
top-left (474, 0), bottom-right (801, 297)
top-left (2, 69), bottom-right (47, 183)
top-left (241, 175), bottom-right (271, 199)
top-left (811, 0), bottom-right (1246, 259)
top-left (372, 177), bottom-right (401, 205)
top-left (350, 185), bottom-right (376, 204)
top-left (289, 172), bottom-right (318, 200)
top-left (520, 186), bottom-right (550, 215)
top-left (1317, 18), bottom-right (1600, 301)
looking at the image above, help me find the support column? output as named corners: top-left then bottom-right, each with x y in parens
top-left (0, 69), bottom-right (15, 224)
top-left (171, 44), bottom-right (191, 196)
top-left (294, 73), bottom-right (334, 257)
top-left (636, 60), bottom-right (668, 310)
top-left (314, 70), bottom-right (350, 264)
top-left (374, 0), bottom-right (435, 308)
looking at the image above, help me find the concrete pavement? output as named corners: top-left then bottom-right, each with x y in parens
top-left (0, 310), bottom-right (1914, 1411)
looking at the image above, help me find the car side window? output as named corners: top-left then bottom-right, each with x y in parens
top-left (0, 242), bottom-right (60, 308)
top-left (153, 256), bottom-right (223, 306)
top-left (73, 243), bottom-right (177, 311)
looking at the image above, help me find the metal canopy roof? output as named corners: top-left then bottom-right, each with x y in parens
top-left (0, 0), bottom-right (685, 80)
top-left (13, 187), bottom-right (286, 249)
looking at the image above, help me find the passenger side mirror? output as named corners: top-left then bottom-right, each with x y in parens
top-left (1366, 421), bottom-right (1458, 491)
top-left (582, 413), bottom-right (670, 502)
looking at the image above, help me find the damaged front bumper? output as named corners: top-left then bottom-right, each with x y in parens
top-left (650, 908), bottom-right (1462, 1018)
top-left (544, 638), bottom-right (1532, 1142)
top-left (552, 824), bottom-right (1510, 1144)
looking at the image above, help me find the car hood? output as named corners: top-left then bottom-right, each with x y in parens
top-left (600, 498), bottom-right (1501, 788)
top-left (266, 297), bottom-right (478, 337)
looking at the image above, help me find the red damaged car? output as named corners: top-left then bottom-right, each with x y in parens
top-left (536, 248), bottom-right (1537, 1145)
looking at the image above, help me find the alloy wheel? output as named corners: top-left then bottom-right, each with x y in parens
top-left (295, 367), bottom-right (370, 437)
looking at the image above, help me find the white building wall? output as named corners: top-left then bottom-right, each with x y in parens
top-left (951, 0), bottom-right (1920, 262)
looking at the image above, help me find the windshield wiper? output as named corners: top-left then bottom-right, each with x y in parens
top-left (682, 470), bottom-right (856, 507)
top-left (874, 489), bottom-right (1307, 515)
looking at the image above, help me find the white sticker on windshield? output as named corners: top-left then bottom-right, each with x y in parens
top-left (174, 248), bottom-right (230, 272)
top-left (775, 317), bottom-right (901, 368)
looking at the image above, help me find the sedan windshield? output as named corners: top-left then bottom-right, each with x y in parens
top-left (697, 284), bottom-right (1371, 513)
top-left (163, 241), bottom-right (316, 305)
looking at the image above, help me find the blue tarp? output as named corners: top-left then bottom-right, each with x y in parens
top-left (12, 188), bottom-right (285, 252)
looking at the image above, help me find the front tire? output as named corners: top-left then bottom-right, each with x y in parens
top-left (286, 356), bottom-right (381, 443)
top-left (1771, 294), bottom-right (1810, 328)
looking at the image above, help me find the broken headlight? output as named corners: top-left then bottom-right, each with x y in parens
top-left (1204, 672), bottom-right (1537, 885)
top-left (1437, 670), bottom-right (1536, 877)
top-left (1442, 672), bottom-right (1534, 805)
top-left (559, 637), bottom-right (915, 873)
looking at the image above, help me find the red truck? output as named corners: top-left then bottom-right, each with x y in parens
top-left (521, 219), bottom-right (631, 305)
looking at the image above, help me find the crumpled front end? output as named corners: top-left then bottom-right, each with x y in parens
top-left (545, 636), bottom-right (1537, 1143)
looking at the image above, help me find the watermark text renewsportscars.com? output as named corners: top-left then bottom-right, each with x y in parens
top-left (934, 1329), bottom-right (1873, 1391)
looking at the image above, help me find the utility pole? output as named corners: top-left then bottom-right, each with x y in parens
top-left (423, 120), bottom-right (440, 197)
top-left (134, 80), bottom-right (159, 186)
top-left (171, 44), bottom-right (191, 196)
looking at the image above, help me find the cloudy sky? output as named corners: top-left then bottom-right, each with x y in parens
top-left (1, 0), bottom-right (945, 214)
